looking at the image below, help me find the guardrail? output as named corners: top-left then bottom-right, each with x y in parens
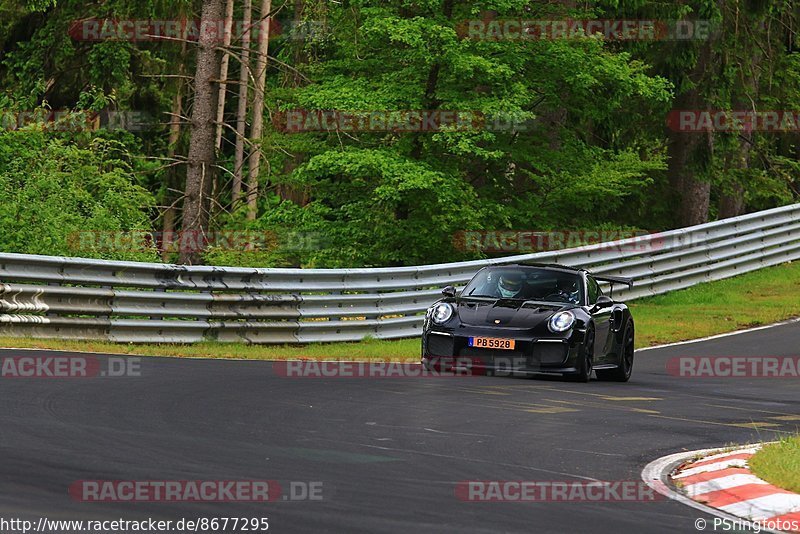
top-left (1, 203), bottom-right (799, 343)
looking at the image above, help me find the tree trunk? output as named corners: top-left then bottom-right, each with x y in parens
top-left (290, 0), bottom-right (306, 87)
top-left (246, 0), bottom-right (272, 220)
top-left (179, 0), bottom-right (225, 265)
top-left (161, 37), bottom-right (189, 261)
top-left (719, 21), bottom-right (760, 220)
top-left (666, 105), bottom-right (713, 226)
top-left (277, 0), bottom-right (309, 204)
top-left (214, 0), bottom-right (235, 151)
top-left (719, 182), bottom-right (745, 218)
top-left (208, 0), bottom-right (235, 222)
top-left (232, 0), bottom-right (252, 208)
top-left (667, 43), bottom-right (714, 227)
top-left (719, 129), bottom-right (750, 218)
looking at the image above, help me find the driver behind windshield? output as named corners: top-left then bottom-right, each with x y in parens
top-left (549, 277), bottom-right (580, 304)
top-left (496, 273), bottom-right (524, 298)
top-left (463, 268), bottom-right (584, 304)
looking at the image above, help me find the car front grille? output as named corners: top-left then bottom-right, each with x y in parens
top-left (426, 334), bottom-right (454, 357)
top-left (458, 347), bottom-right (526, 367)
top-left (533, 343), bottom-right (567, 365)
top-left (457, 342), bottom-right (567, 368)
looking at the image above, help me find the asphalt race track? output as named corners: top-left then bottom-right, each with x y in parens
top-left (1, 323), bottom-right (799, 534)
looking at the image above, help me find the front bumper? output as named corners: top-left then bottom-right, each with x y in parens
top-left (421, 327), bottom-right (584, 376)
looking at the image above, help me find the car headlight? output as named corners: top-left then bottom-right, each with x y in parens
top-left (548, 311), bottom-right (575, 333)
top-left (431, 303), bottom-right (454, 324)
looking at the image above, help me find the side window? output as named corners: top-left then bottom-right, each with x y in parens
top-left (587, 276), bottom-right (601, 304)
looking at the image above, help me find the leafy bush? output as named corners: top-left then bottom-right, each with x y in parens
top-left (0, 127), bottom-right (158, 261)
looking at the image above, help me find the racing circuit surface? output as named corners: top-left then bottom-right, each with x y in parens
top-left (1, 323), bottom-right (798, 533)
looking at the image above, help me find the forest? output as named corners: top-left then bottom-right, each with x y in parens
top-left (0, 0), bottom-right (798, 267)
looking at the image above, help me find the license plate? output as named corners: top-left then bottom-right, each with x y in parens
top-left (468, 336), bottom-right (515, 350)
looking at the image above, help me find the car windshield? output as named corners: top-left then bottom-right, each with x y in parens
top-left (461, 267), bottom-right (584, 305)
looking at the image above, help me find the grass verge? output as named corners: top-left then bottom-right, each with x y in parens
top-left (0, 261), bottom-right (798, 361)
top-left (0, 336), bottom-right (421, 362)
top-left (749, 436), bottom-right (800, 493)
top-left (630, 260), bottom-right (800, 347)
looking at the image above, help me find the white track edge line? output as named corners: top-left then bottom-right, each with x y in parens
top-left (635, 317), bottom-right (800, 353)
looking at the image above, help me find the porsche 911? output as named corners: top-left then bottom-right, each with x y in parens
top-left (421, 263), bottom-right (635, 382)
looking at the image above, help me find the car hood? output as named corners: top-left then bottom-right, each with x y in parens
top-left (456, 298), bottom-right (572, 329)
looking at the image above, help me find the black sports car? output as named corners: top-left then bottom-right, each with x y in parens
top-left (421, 263), bottom-right (635, 382)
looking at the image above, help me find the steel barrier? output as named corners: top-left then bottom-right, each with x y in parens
top-left (0, 203), bottom-right (798, 343)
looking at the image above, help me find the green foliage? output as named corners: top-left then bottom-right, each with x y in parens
top-left (250, 0), bottom-right (675, 266)
top-left (597, 0), bottom-right (800, 223)
top-left (0, 127), bottom-right (158, 260)
top-left (0, 0), bottom-right (797, 267)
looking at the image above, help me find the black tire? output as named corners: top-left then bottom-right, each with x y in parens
top-left (596, 321), bottom-right (634, 382)
top-left (567, 328), bottom-right (593, 382)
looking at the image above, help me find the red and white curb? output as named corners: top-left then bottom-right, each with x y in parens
top-left (642, 445), bottom-right (800, 533)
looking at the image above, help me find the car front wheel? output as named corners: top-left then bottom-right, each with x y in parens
top-left (596, 321), bottom-right (634, 382)
top-left (567, 328), bottom-right (593, 383)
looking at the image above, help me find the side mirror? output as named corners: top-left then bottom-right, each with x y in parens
top-left (441, 285), bottom-right (457, 298)
top-left (594, 295), bottom-right (614, 309)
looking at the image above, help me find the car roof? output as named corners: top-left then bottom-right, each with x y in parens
top-left (483, 263), bottom-right (587, 275)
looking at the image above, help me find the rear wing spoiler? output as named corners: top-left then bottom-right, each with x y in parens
top-left (593, 275), bottom-right (634, 288)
